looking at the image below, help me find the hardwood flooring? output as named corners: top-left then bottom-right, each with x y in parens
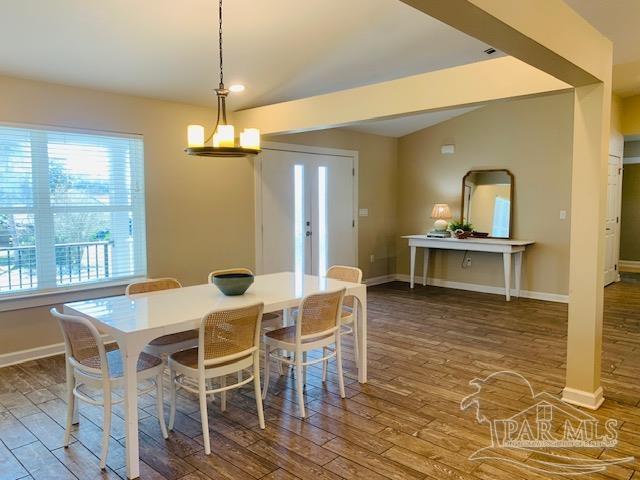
top-left (1, 280), bottom-right (640, 479)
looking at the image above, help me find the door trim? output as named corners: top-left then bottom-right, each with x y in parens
top-left (253, 141), bottom-right (359, 275)
top-left (606, 154), bottom-right (623, 285)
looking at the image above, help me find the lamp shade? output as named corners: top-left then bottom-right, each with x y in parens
top-left (431, 203), bottom-right (452, 219)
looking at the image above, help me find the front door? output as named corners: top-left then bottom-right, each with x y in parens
top-left (257, 146), bottom-right (356, 276)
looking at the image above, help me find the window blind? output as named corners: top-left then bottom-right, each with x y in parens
top-left (0, 124), bottom-right (147, 296)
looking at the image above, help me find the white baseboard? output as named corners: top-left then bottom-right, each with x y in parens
top-left (619, 260), bottom-right (640, 273)
top-left (392, 274), bottom-right (568, 303)
top-left (561, 386), bottom-right (604, 410)
top-left (0, 334), bottom-right (114, 369)
top-left (0, 342), bottom-right (66, 368)
top-left (364, 274), bottom-right (396, 286)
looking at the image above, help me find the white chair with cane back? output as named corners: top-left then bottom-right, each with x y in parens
top-left (51, 308), bottom-right (167, 471)
top-left (167, 303), bottom-right (266, 455)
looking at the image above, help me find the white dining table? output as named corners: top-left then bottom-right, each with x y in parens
top-left (63, 271), bottom-right (367, 479)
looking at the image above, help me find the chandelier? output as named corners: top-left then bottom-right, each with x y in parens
top-left (185, 0), bottom-right (260, 157)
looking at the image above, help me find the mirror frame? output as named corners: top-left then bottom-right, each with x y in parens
top-left (460, 168), bottom-right (515, 239)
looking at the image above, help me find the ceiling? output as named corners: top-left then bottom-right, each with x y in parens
top-left (0, 0), bottom-right (496, 111)
top-left (564, 0), bottom-right (640, 97)
top-left (346, 106), bottom-right (482, 137)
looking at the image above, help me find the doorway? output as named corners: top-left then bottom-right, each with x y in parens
top-left (254, 143), bottom-right (358, 276)
top-left (619, 138), bottom-right (640, 281)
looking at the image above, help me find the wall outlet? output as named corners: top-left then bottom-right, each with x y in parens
top-left (559, 210), bottom-right (567, 220)
top-left (370, 254), bottom-right (375, 263)
top-left (464, 257), bottom-right (472, 268)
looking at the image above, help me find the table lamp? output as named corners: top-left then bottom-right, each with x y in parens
top-left (428, 203), bottom-right (452, 237)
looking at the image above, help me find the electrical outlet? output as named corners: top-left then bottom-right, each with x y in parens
top-left (464, 257), bottom-right (472, 267)
top-left (370, 254), bottom-right (375, 263)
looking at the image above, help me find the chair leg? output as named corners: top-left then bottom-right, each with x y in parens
top-left (99, 388), bottom-right (112, 470)
top-left (295, 353), bottom-right (306, 418)
top-left (335, 335), bottom-right (346, 399)
top-left (253, 355), bottom-right (265, 429)
top-left (220, 376), bottom-right (227, 412)
top-left (302, 351), bottom-right (307, 389)
top-left (237, 370), bottom-right (243, 384)
top-left (156, 374), bottom-right (168, 439)
top-left (64, 365), bottom-right (75, 447)
top-left (321, 347), bottom-right (328, 383)
top-left (198, 378), bottom-right (211, 455)
top-left (262, 344), bottom-right (271, 400)
top-left (168, 369), bottom-right (177, 431)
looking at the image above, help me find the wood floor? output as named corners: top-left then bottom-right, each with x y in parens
top-left (1, 280), bottom-right (640, 480)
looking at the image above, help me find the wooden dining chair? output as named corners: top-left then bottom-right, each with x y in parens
top-left (51, 308), bottom-right (167, 470)
top-left (263, 288), bottom-right (346, 418)
top-left (126, 278), bottom-right (199, 356)
top-left (323, 265), bottom-right (363, 381)
top-left (167, 303), bottom-right (266, 455)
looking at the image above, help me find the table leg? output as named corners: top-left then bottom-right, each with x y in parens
top-left (356, 288), bottom-right (367, 383)
top-left (422, 248), bottom-right (430, 287)
top-left (503, 252), bottom-right (512, 301)
top-left (514, 251), bottom-right (523, 298)
top-left (120, 338), bottom-right (142, 479)
top-left (410, 246), bottom-right (416, 289)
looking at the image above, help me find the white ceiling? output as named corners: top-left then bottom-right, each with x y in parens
top-left (0, 0), bottom-right (496, 111)
top-left (346, 106), bottom-right (482, 137)
top-left (564, 0), bottom-right (640, 97)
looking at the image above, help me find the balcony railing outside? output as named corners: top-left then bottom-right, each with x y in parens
top-left (0, 241), bottom-right (112, 292)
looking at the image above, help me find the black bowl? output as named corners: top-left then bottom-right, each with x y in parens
top-left (212, 273), bottom-right (254, 296)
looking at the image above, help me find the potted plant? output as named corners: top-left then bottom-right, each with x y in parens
top-left (449, 221), bottom-right (473, 239)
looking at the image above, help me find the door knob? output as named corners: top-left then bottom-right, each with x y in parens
top-left (306, 231), bottom-right (312, 237)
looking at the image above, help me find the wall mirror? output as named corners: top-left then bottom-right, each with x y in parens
top-left (461, 169), bottom-right (514, 238)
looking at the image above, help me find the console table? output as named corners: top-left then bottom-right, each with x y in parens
top-left (403, 235), bottom-right (535, 301)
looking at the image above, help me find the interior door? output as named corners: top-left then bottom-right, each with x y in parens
top-left (604, 155), bottom-right (621, 285)
top-left (258, 147), bottom-right (356, 276)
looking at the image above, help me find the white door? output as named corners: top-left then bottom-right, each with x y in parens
top-left (604, 155), bottom-right (622, 285)
top-left (257, 147), bottom-right (356, 276)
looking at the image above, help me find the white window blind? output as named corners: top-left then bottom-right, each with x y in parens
top-left (0, 124), bottom-right (147, 296)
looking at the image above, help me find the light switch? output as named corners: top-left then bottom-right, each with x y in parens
top-left (559, 210), bottom-right (567, 220)
top-left (359, 208), bottom-right (369, 217)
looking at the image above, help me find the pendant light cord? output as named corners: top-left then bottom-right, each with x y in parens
top-left (218, 0), bottom-right (224, 88)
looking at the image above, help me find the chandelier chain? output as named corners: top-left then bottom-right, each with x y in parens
top-left (218, 0), bottom-right (224, 87)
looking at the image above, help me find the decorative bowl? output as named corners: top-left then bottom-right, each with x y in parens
top-left (454, 229), bottom-right (473, 239)
top-left (212, 273), bottom-right (254, 296)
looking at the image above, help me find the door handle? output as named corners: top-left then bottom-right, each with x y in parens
top-left (306, 231), bottom-right (312, 237)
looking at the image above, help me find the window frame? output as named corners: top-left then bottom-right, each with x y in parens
top-left (0, 122), bottom-right (147, 309)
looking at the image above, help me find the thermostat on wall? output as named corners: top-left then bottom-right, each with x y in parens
top-left (441, 144), bottom-right (455, 155)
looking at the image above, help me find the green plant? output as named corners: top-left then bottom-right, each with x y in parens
top-left (449, 220), bottom-right (473, 232)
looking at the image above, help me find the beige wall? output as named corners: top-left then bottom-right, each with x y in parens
top-left (0, 75), bottom-right (256, 354)
top-left (622, 94), bottom-right (640, 135)
top-left (621, 163), bottom-right (640, 261)
top-left (624, 141), bottom-right (640, 157)
top-left (268, 129), bottom-right (398, 280)
top-left (396, 92), bottom-right (574, 296)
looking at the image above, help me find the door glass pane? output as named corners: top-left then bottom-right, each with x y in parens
top-left (318, 166), bottom-right (327, 277)
top-left (294, 164), bottom-right (305, 292)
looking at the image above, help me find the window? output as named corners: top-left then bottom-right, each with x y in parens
top-left (0, 124), bottom-right (146, 296)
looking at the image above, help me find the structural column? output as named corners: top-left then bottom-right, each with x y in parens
top-left (562, 82), bottom-right (611, 409)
